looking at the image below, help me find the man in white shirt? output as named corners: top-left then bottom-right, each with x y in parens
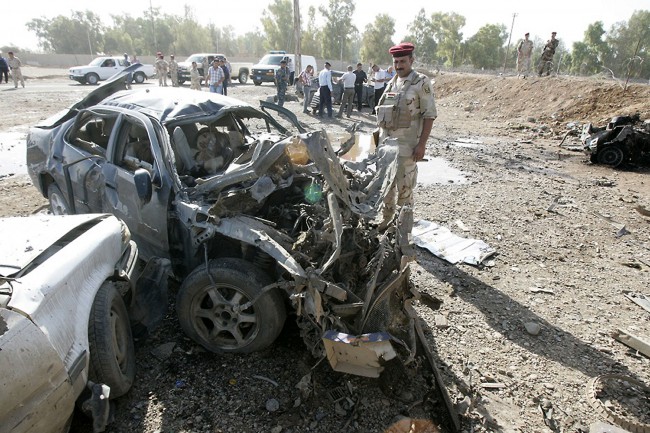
top-left (318, 62), bottom-right (334, 118)
top-left (336, 65), bottom-right (356, 118)
top-left (371, 64), bottom-right (387, 114)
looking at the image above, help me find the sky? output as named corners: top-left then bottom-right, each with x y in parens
top-left (4, 0), bottom-right (649, 53)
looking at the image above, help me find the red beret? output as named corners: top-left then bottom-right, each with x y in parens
top-left (389, 42), bottom-right (415, 57)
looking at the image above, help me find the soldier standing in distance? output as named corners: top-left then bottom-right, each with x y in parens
top-left (538, 32), bottom-right (559, 76)
top-left (516, 33), bottom-right (534, 78)
top-left (275, 59), bottom-right (290, 106)
top-left (169, 55), bottom-right (179, 87)
top-left (155, 52), bottom-right (169, 86)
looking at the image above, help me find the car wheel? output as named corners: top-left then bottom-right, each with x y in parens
top-left (133, 72), bottom-right (145, 84)
top-left (238, 71), bottom-right (248, 84)
top-left (48, 183), bottom-right (71, 215)
top-left (178, 78), bottom-right (186, 85)
top-left (85, 73), bottom-right (99, 85)
top-left (597, 146), bottom-right (625, 167)
top-left (88, 281), bottom-right (135, 398)
top-left (176, 258), bottom-right (286, 354)
top-left (253, 80), bottom-right (262, 86)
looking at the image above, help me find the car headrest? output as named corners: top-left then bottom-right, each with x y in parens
top-left (130, 126), bottom-right (148, 140)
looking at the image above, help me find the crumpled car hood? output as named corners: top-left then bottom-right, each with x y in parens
top-left (0, 214), bottom-right (108, 277)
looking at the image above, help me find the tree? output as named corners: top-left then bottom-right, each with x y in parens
top-left (318, 0), bottom-right (356, 61)
top-left (465, 23), bottom-right (507, 69)
top-left (236, 31), bottom-right (266, 57)
top-left (260, 0), bottom-right (294, 51)
top-left (430, 12), bottom-right (466, 66)
top-left (301, 6), bottom-right (322, 57)
top-left (359, 14), bottom-right (395, 65)
top-left (27, 11), bottom-right (105, 54)
top-left (607, 10), bottom-right (650, 79)
top-left (404, 9), bottom-right (437, 64)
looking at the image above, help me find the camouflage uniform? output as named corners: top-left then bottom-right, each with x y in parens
top-left (155, 56), bottom-right (169, 86)
top-left (275, 65), bottom-right (290, 107)
top-left (538, 36), bottom-right (559, 76)
top-left (169, 57), bottom-right (179, 87)
top-left (190, 65), bottom-right (202, 91)
top-left (7, 54), bottom-right (24, 88)
top-left (516, 38), bottom-right (534, 77)
top-left (376, 69), bottom-right (437, 230)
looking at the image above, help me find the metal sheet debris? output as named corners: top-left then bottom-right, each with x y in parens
top-left (412, 220), bottom-right (496, 265)
top-left (611, 328), bottom-right (650, 359)
top-left (322, 331), bottom-right (397, 378)
top-left (625, 293), bottom-right (650, 314)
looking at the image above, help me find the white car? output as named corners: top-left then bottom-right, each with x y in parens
top-left (68, 56), bottom-right (156, 85)
top-left (0, 214), bottom-right (139, 432)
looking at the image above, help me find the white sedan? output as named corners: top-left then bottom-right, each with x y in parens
top-left (0, 214), bottom-right (139, 432)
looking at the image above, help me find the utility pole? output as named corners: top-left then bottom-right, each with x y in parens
top-left (149, 0), bottom-right (157, 51)
top-left (502, 12), bottom-right (517, 74)
top-left (293, 0), bottom-right (301, 75)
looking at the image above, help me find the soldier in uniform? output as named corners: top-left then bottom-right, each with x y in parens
top-left (275, 59), bottom-right (290, 107)
top-left (7, 52), bottom-right (25, 88)
top-left (190, 61), bottom-right (202, 91)
top-left (375, 42), bottom-right (437, 256)
top-left (516, 33), bottom-right (534, 78)
top-left (154, 52), bottom-right (169, 87)
top-left (169, 54), bottom-right (179, 87)
top-left (538, 32), bottom-right (559, 77)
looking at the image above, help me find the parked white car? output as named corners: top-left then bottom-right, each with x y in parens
top-left (0, 213), bottom-right (139, 432)
top-left (69, 56), bottom-right (156, 85)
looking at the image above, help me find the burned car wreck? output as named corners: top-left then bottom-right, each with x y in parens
top-left (581, 114), bottom-right (650, 168)
top-left (26, 69), bottom-right (421, 378)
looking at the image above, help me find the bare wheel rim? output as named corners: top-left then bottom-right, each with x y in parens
top-left (191, 283), bottom-right (260, 350)
top-left (50, 191), bottom-right (68, 215)
top-left (598, 146), bottom-right (624, 166)
top-left (110, 304), bottom-right (130, 372)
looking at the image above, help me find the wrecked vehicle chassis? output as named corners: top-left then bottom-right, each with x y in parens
top-left (582, 114), bottom-right (650, 167)
top-left (25, 79), bottom-right (421, 378)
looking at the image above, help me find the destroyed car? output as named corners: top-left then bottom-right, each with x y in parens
top-left (0, 214), bottom-right (138, 432)
top-left (582, 114), bottom-right (650, 167)
top-left (26, 70), bottom-right (416, 378)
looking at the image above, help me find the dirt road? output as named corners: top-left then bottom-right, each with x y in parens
top-left (1, 69), bottom-right (649, 433)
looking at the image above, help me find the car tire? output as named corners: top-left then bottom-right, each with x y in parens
top-left (253, 80), bottom-right (262, 86)
top-left (48, 183), bottom-right (71, 215)
top-left (133, 72), bottom-right (145, 84)
top-left (85, 73), bottom-right (99, 85)
top-left (238, 71), bottom-right (248, 84)
top-left (597, 146), bottom-right (625, 167)
top-left (176, 258), bottom-right (286, 354)
top-left (178, 78), bottom-right (186, 85)
top-left (88, 281), bottom-right (135, 398)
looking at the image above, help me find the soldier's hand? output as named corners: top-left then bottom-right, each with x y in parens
top-left (413, 144), bottom-right (426, 162)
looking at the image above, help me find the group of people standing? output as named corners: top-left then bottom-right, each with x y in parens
top-left (516, 31), bottom-right (560, 78)
top-left (286, 60), bottom-right (397, 118)
top-left (154, 52), bottom-right (179, 87)
top-left (0, 51), bottom-right (25, 88)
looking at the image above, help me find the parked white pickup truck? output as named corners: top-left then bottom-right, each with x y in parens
top-left (69, 56), bottom-right (156, 85)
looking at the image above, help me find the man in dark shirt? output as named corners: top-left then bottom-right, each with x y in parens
top-left (220, 58), bottom-right (231, 95)
top-left (353, 63), bottom-right (368, 112)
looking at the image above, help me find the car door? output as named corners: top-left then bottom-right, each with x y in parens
top-left (99, 58), bottom-right (120, 80)
top-left (102, 113), bottom-right (173, 260)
